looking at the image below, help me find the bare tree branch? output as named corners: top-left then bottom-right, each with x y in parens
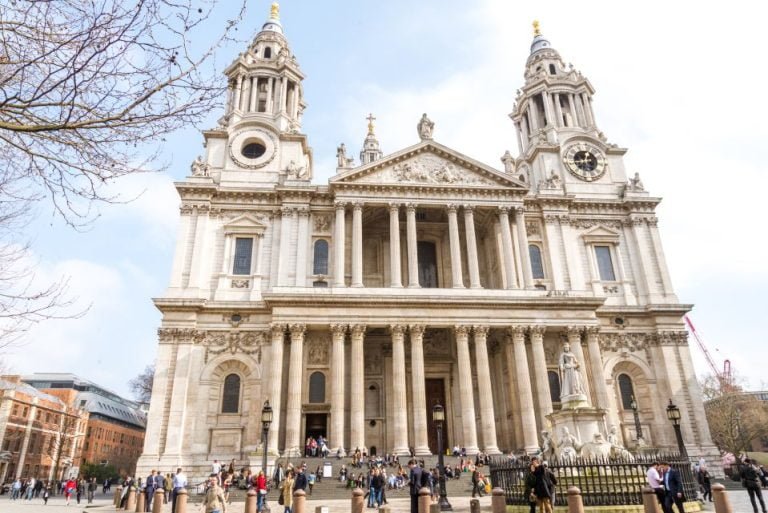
top-left (128, 364), bottom-right (154, 403)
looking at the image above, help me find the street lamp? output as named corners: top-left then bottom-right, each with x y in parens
top-left (261, 400), bottom-right (273, 476)
top-left (666, 399), bottom-right (688, 459)
top-left (629, 395), bottom-right (645, 446)
top-left (432, 404), bottom-right (452, 511)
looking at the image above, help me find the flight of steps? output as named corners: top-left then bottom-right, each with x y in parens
top-left (188, 456), bottom-right (486, 503)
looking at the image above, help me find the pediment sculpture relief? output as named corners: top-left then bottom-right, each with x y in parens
top-left (359, 155), bottom-right (492, 186)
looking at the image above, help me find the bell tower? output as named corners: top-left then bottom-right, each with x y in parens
top-left (510, 21), bottom-right (632, 197)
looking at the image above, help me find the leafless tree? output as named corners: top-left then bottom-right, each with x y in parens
top-left (0, 0), bottom-right (246, 349)
top-left (128, 364), bottom-right (154, 403)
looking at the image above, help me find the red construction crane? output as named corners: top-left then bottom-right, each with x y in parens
top-left (684, 315), bottom-right (734, 392)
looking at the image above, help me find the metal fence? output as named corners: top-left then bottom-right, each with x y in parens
top-left (489, 453), bottom-right (698, 507)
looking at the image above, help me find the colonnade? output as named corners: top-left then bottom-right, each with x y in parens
top-left (267, 323), bottom-right (612, 457)
top-left (227, 73), bottom-right (301, 120)
top-left (332, 201), bottom-right (534, 289)
top-left (515, 90), bottom-right (596, 152)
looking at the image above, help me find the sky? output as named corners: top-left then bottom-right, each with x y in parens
top-left (4, 0), bottom-right (767, 398)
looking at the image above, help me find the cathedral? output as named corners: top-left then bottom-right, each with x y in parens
top-left (137, 5), bottom-right (718, 476)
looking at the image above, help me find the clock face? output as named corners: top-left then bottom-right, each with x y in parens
top-left (563, 143), bottom-right (606, 181)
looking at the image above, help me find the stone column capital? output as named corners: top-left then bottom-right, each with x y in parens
top-left (334, 200), bottom-right (347, 210)
top-left (463, 204), bottom-right (475, 214)
top-left (586, 326), bottom-right (600, 337)
top-left (529, 325), bottom-right (546, 338)
top-left (446, 204), bottom-right (459, 214)
top-left (514, 206), bottom-right (526, 217)
top-left (389, 324), bottom-right (407, 337)
top-left (270, 323), bottom-right (286, 337)
top-left (350, 324), bottom-right (367, 338)
top-left (509, 325), bottom-right (526, 339)
top-left (473, 325), bottom-right (490, 338)
top-left (498, 206), bottom-right (511, 216)
top-left (405, 203), bottom-right (417, 213)
top-left (330, 323), bottom-right (348, 336)
top-left (296, 207), bottom-right (310, 217)
top-left (289, 323), bottom-right (306, 339)
top-left (408, 325), bottom-right (426, 338)
top-left (352, 202), bottom-right (364, 211)
top-left (565, 325), bottom-right (584, 338)
top-left (388, 202), bottom-right (401, 212)
top-left (454, 325), bottom-right (471, 339)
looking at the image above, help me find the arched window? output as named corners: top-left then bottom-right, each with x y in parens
top-left (264, 47), bottom-right (272, 59)
top-left (313, 240), bottom-right (329, 275)
top-left (617, 373), bottom-right (635, 410)
top-left (309, 372), bottom-right (326, 403)
top-left (529, 245), bottom-right (545, 279)
top-left (548, 370), bottom-right (561, 404)
top-left (221, 374), bottom-right (241, 413)
top-left (549, 64), bottom-right (556, 75)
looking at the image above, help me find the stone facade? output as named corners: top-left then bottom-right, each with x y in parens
top-left (137, 8), bottom-right (719, 478)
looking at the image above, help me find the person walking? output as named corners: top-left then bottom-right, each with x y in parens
top-left (661, 462), bottom-right (685, 513)
top-left (697, 465), bottom-right (712, 502)
top-left (202, 474), bottom-right (227, 513)
top-left (533, 457), bottom-right (557, 513)
top-left (255, 470), bottom-right (268, 513)
top-left (172, 467), bottom-right (188, 513)
top-left (280, 470), bottom-right (295, 513)
top-left (408, 459), bottom-right (425, 513)
top-left (742, 458), bottom-right (767, 513)
top-left (524, 459), bottom-right (537, 513)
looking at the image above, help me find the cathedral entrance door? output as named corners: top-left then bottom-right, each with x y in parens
top-left (305, 414), bottom-right (327, 441)
top-left (417, 241), bottom-right (438, 288)
top-left (425, 378), bottom-right (447, 454)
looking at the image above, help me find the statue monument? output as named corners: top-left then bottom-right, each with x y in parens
top-left (559, 342), bottom-right (588, 407)
top-left (417, 113), bottom-right (434, 141)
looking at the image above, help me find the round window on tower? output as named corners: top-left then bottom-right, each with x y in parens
top-left (242, 142), bottom-right (266, 159)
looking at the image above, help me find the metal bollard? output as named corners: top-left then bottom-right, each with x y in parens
top-left (470, 498), bottom-right (480, 513)
top-left (152, 490), bottom-right (165, 513)
top-left (642, 486), bottom-right (661, 513)
top-left (567, 486), bottom-right (584, 513)
top-left (126, 486), bottom-right (137, 512)
top-left (293, 489), bottom-right (306, 513)
top-left (712, 483), bottom-right (734, 513)
top-left (114, 486), bottom-right (123, 508)
top-left (492, 487), bottom-right (506, 513)
top-left (419, 487), bottom-right (432, 513)
top-left (351, 487), bottom-right (364, 513)
top-left (245, 489), bottom-right (257, 513)
top-left (136, 490), bottom-right (146, 512)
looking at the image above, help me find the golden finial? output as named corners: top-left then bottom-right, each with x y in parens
top-left (366, 113), bottom-right (376, 135)
top-left (270, 2), bottom-right (280, 20)
top-left (533, 20), bottom-right (541, 37)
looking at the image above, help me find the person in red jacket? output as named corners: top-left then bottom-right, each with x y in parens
top-left (256, 470), bottom-right (268, 513)
top-left (64, 478), bottom-right (78, 506)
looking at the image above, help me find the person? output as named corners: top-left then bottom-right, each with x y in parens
top-left (646, 461), bottom-right (665, 510)
top-left (524, 458), bottom-right (537, 513)
top-left (369, 467), bottom-right (384, 508)
top-left (64, 477), bottom-right (77, 506)
top-left (203, 474), bottom-right (227, 513)
top-left (471, 467), bottom-right (484, 497)
top-left (661, 462), bottom-right (685, 513)
top-left (146, 470), bottom-right (158, 511)
top-left (42, 485), bottom-right (50, 505)
top-left (172, 467), bottom-right (188, 513)
top-left (742, 458), bottom-right (767, 513)
top-left (308, 471), bottom-right (316, 496)
top-left (281, 470), bottom-right (295, 513)
top-left (164, 474), bottom-right (173, 503)
top-left (697, 465), bottom-right (712, 502)
top-left (408, 459), bottom-right (425, 513)
top-left (273, 463), bottom-right (284, 489)
top-left (87, 477), bottom-right (97, 504)
top-left (255, 470), bottom-right (268, 513)
top-left (294, 463), bottom-right (308, 493)
top-left (533, 457), bottom-right (557, 513)
top-left (76, 478), bottom-right (84, 504)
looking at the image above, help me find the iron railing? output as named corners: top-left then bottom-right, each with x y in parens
top-left (489, 453), bottom-right (698, 507)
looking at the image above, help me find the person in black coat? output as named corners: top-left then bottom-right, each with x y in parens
top-left (742, 459), bottom-right (767, 513)
top-left (533, 458), bottom-right (556, 513)
top-left (661, 462), bottom-right (685, 513)
top-left (408, 459), bottom-right (425, 513)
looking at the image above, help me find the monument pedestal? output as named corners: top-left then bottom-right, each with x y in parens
top-left (547, 405), bottom-right (606, 457)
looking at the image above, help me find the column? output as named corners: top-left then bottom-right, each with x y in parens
top-left (543, 216), bottom-right (566, 290)
top-left (294, 208), bottom-right (310, 287)
top-left (389, 204), bottom-right (403, 288)
top-left (514, 122), bottom-right (525, 154)
top-left (566, 326), bottom-right (592, 404)
top-left (409, 325), bottom-right (430, 455)
top-left (574, 94), bottom-right (587, 127)
top-left (529, 326), bottom-right (552, 429)
top-left (447, 204), bottom-right (464, 288)
top-left (279, 77), bottom-right (288, 113)
top-left (406, 203), bottom-right (420, 288)
top-left (569, 94), bottom-right (579, 127)
top-left (515, 207), bottom-right (534, 288)
top-left (497, 207), bottom-right (518, 289)
top-left (284, 323), bottom-right (306, 457)
top-left (277, 207), bottom-right (294, 287)
top-left (503, 334), bottom-right (523, 450)
top-left (585, 327), bottom-right (616, 426)
top-left (463, 206), bottom-right (482, 288)
top-left (553, 93), bottom-right (564, 127)
top-left (473, 326), bottom-right (500, 454)
top-left (266, 77), bottom-right (274, 113)
top-left (647, 218), bottom-right (676, 297)
top-left (330, 324), bottom-right (347, 456)
top-left (351, 202), bottom-right (363, 287)
top-left (581, 93), bottom-right (594, 126)
top-left (560, 217), bottom-right (586, 291)
top-left (527, 102), bottom-right (539, 131)
top-left (390, 324), bottom-right (410, 455)
top-left (349, 324), bottom-right (366, 452)
top-left (268, 324), bottom-right (285, 455)
top-left (541, 91), bottom-right (555, 127)
top-left (333, 202), bottom-right (346, 287)
top-left (631, 217), bottom-right (661, 300)
top-left (510, 326), bottom-right (539, 453)
top-left (233, 75), bottom-right (243, 113)
top-left (454, 326), bottom-right (479, 454)
top-left (248, 77), bottom-right (257, 112)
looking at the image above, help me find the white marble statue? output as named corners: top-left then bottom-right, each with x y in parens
top-left (191, 155), bottom-right (209, 177)
top-left (559, 342), bottom-right (586, 400)
top-left (336, 143), bottom-right (354, 168)
top-left (501, 150), bottom-right (515, 174)
top-left (628, 172), bottom-right (645, 191)
top-left (581, 432), bottom-right (612, 459)
top-left (286, 160), bottom-right (307, 179)
top-left (417, 113), bottom-right (434, 140)
top-left (541, 430), bottom-right (555, 462)
top-left (607, 425), bottom-right (635, 460)
top-left (557, 427), bottom-right (581, 460)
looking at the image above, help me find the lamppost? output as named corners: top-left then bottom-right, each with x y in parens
top-left (432, 404), bottom-right (452, 511)
top-left (666, 399), bottom-right (688, 459)
top-left (629, 395), bottom-right (645, 447)
top-left (261, 400), bottom-right (273, 476)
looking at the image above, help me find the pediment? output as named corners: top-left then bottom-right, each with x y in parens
top-left (581, 225), bottom-right (621, 243)
top-left (223, 213), bottom-right (267, 235)
top-left (331, 141), bottom-right (528, 190)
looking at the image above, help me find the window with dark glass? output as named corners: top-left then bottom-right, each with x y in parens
top-left (309, 372), bottom-right (326, 403)
top-left (232, 238), bottom-right (253, 275)
top-left (548, 370), bottom-right (561, 404)
top-left (313, 239), bottom-right (329, 275)
top-left (595, 245), bottom-right (616, 281)
top-left (529, 245), bottom-right (545, 279)
top-left (221, 374), bottom-right (241, 413)
top-left (417, 241), bottom-right (438, 288)
top-left (618, 374), bottom-right (635, 410)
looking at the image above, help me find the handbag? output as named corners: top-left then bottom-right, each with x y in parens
top-left (278, 493), bottom-right (284, 505)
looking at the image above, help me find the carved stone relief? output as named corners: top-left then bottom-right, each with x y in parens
top-left (313, 214), bottom-right (331, 233)
top-left (423, 330), bottom-right (451, 358)
top-left (306, 332), bottom-right (329, 365)
top-left (204, 330), bottom-right (265, 360)
top-left (357, 155), bottom-right (493, 186)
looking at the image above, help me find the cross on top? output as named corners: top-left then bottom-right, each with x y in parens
top-left (366, 113), bottom-right (376, 134)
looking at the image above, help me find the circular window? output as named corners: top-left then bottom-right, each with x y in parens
top-left (242, 142), bottom-right (266, 159)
